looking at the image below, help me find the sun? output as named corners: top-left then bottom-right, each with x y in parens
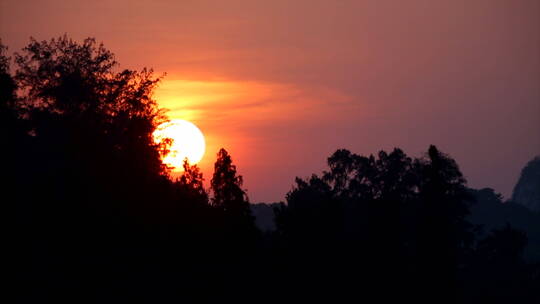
top-left (153, 119), bottom-right (206, 170)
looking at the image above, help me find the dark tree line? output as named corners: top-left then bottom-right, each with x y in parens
top-left (3, 37), bottom-right (538, 303)
top-left (272, 148), bottom-right (538, 303)
top-left (4, 36), bottom-right (256, 303)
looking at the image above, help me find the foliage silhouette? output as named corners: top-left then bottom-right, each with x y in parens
top-left (176, 158), bottom-right (209, 206)
top-left (210, 148), bottom-right (259, 249)
top-left (274, 145), bottom-right (536, 303)
top-left (211, 149), bottom-right (249, 211)
top-left (5, 36), bottom-right (538, 303)
top-left (6, 36), bottom-right (261, 303)
top-left (468, 188), bottom-right (540, 262)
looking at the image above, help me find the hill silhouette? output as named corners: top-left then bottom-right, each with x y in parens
top-left (512, 157), bottom-right (540, 212)
top-left (469, 188), bottom-right (540, 262)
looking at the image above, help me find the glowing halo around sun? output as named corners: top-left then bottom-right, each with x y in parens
top-left (153, 119), bottom-right (206, 170)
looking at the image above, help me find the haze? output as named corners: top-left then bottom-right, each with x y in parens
top-left (1, 0), bottom-right (539, 202)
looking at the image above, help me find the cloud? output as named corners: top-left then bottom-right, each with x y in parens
top-left (2, 0), bottom-right (539, 201)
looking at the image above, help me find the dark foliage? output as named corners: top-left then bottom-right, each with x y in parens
top-left (250, 202), bottom-right (282, 231)
top-left (469, 188), bottom-right (540, 262)
top-left (274, 146), bottom-right (537, 303)
top-left (6, 37), bottom-right (538, 303)
top-left (6, 36), bottom-right (260, 303)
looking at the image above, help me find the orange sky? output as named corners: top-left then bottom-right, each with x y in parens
top-left (1, 0), bottom-right (539, 202)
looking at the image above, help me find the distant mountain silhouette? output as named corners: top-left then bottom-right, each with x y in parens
top-left (512, 156), bottom-right (540, 213)
top-left (468, 188), bottom-right (540, 262)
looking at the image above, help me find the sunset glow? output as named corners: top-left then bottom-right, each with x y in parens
top-left (3, 1), bottom-right (540, 301)
top-left (2, 0), bottom-right (538, 202)
top-left (153, 119), bottom-right (206, 170)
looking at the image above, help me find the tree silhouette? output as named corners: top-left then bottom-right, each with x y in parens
top-left (7, 36), bottom-right (203, 302)
top-left (0, 40), bottom-right (23, 150)
top-left (176, 158), bottom-right (209, 206)
top-left (274, 145), bottom-right (482, 302)
top-left (479, 223), bottom-right (528, 263)
top-left (0, 42), bottom-right (16, 107)
top-left (14, 35), bottom-right (168, 178)
top-left (207, 148), bottom-right (261, 302)
top-left (209, 147), bottom-right (260, 249)
top-left (5, 35), bottom-right (538, 303)
top-left (0, 41), bottom-right (21, 155)
top-left (211, 148), bottom-right (251, 217)
top-left (462, 224), bottom-right (538, 304)
top-left (411, 145), bottom-right (475, 303)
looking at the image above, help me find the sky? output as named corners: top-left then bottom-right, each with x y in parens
top-left (1, 0), bottom-right (539, 202)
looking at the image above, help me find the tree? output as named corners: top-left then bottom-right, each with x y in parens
top-left (414, 145), bottom-right (475, 248)
top-left (464, 224), bottom-right (536, 304)
top-left (209, 148), bottom-right (260, 253)
top-left (478, 223), bottom-right (528, 263)
top-left (0, 40), bottom-right (21, 154)
top-left (7, 35), bottom-right (258, 303)
top-left (5, 36), bottom-right (189, 302)
top-left (0, 41), bottom-right (16, 108)
top-left (13, 35), bottom-right (169, 178)
top-left (7, 35), bottom-right (182, 259)
top-left (277, 174), bottom-right (337, 242)
top-left (211, 148), bottom-right (251, 217)
top-left (413, 145), bottom-right (475, 304)
top-left (176, 159), bottom-right (208, 206)
top-left (0, 40), bottom-right (23, 148)
top-left (273, 146), bottom-right (481, 302)
top-left (207, 148), bottom-right (260, 301)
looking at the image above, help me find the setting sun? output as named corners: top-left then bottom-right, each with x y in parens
top-left (153, 119), bottom-right (206, 170)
